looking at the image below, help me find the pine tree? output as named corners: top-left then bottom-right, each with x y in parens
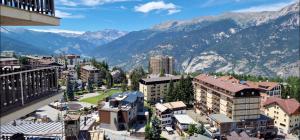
top-left (185, 75), bottom-right (194, 105)
top-left (106, 72), bottom-right (113, 89)
top-left (87, 78), bottom-right (94, 93)
top-left (166, 79), bottom-right (174, 102)
top-left (150, 117), bottom-right (161, 140)
top-left (66, 75), bottom-right (74, 101)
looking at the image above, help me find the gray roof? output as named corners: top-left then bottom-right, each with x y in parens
top-left (0, 57), bottom-right (18, 61)
top-left (1, 122), bottom-right (63, 135)
top-left (174, 114), bottom-right (197, 124)
top-left (82, 65), bottom-right (99, 71)
top-left (209, 114), bottom-right (234, 123)
top-left (141, 75), bottom-right (181, 82)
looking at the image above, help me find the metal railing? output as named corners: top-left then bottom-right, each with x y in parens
top-left (0, 0), bottom-right (55, 16)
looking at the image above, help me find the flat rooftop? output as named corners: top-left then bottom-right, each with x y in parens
top-left (209, 114), bottom-right (234, 123)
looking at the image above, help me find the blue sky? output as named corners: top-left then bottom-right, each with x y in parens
top-left (30, 0), bottom-right (297, 33)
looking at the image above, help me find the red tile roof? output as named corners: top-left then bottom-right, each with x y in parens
top-left (264, 96), bottom-right (300, 115)
top-left (194, 74), bottom-right (251, 93)
top-left (245, 81), bottom-right (280, 91)
top-left (218, 76), bottom-right (240, 84)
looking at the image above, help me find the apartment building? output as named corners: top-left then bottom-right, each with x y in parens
top-left (194, 74), bottom-right (277, 138)
top-left (80, 65), bottom-right (101, 83)
top-left (155, 101), bottom-right (187, 128)
top-left (264, 97), bottom-right (300, 134)
top-left (139, 76), bottom-right (181, 103)
top-left (149, 55), bottom-right (174, 75)
top-left (98, 91), bottom-right (145, 130)
top-left (193, 74), bottom-right (261, 120)
top-left (0, 57), bottom-right (19, 67)
top-left (245, 81), bottom-right (281, 111)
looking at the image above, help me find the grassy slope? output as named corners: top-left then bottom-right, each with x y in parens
top-left (79, 89), bottom-right (121, 105)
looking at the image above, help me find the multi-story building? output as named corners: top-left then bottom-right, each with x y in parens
top-left (264, 97), bottom-right (300, 134)
top-left (139, 76), bottom-right (181, 103)
top-left (80, 65), bottom-right (101, 83)
top-left (0, 57), bottom-right (19, 67)
top-left (245, 81), bottom-right (281, 111)
top-left (149, 55), bottom-right (174, 75)
top-left (193, 74), bottom-right (277, 138)
top-left (0, 51), bottom-right (15, 58)
top-left (193, 74), bottom-right (261, 120)
top-left (155, 101), bottom-right (187, 128)
top-left (98, 91), bottom-right (145, 130)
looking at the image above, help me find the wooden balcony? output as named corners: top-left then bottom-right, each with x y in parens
top-left (0, 0), bottom-right (60, 26)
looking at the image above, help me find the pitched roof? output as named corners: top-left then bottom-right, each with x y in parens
top-left (245, 81), bottom-right (280, 91)
top-left (155, 103), bottom-right (169, 112)
top-left (264, 97), bottom-right (300, 115)
top-left (218, 76), bottom-right (240, 84)
top-left (194, 74), bottom-right (251, 93)
top-left (163, 101), bottom-right (186, 110)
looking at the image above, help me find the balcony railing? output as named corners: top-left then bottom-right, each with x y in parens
top-left (0, 0), bottom-right (55, 16)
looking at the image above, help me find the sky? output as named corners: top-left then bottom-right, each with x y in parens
top-left (29, 0), bottom-right (297, 33)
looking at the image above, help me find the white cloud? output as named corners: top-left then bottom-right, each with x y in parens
top-left (81, 0), bottom-right (130, 6)
top-left (134, 1), bottom-right (180, 15)
top-left (29, 29), bottom-right (84, 34)
top-left (55, 10), bottom-right (84, 18)
top-left (59, 0), bottom-right (78, 6)
top-left (233, 1), bottom-right (296, 12)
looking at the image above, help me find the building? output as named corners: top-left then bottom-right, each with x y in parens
top-left (155, 103), bottom-right (173, 128)
top-left (80, 65), bottom-right (101, 83)
top-left (0, 57), bottom-right (19, 67)
top-left (98, 91), bottom-right (146, 131)
top-left (193, 74), bottom-right (277, 138)
top-left (193, 74), bottom-right (261, 120)
top-left (226, 131), bottom-right (263, 140)
top-left (205, 114), bottom-right (277, 138)
top-left (139, 75), bottom-right (181, 102)
top-left (64, 114), bottom-right (81, 140)
top-left (0, 51), bottom-right (15, 57)
top-left (173, 114), bottom-right (197, 131)
top-left (155, 101), bottom-right (187, 129)
top-left (149, 55), bottom-right (174, 75)
top-left (245, 81), bottom-right (281, 111)
top-left (264, 97), bottom-right (300, 134)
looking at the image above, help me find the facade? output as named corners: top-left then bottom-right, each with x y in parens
top-left (99, 91), bottom-right (145, 130)
top-left (80, 65), bottom-right (101, 83)
top-left (155, 101), bottom-right (187, 129)
top-left (0, 51), bottom-right (15, 57)
top-left (139, 76), bottom-right (180, 102)
top-left (173, 114), bottom-right (197, 131)
top-left (0, 57), bottom-right (19, 66)
top-left (264, 97), bottom-right (300, 134)
top-left (149, 56), bottom-right (174, 75)
top-left (64, 114), bottom-right (81, 140)
top-left (193, 74), bottom-right (261, 120)
top-left (193, 74), bottom-right (277, 138)
top-left (245, 81), bottom-right (281, 111)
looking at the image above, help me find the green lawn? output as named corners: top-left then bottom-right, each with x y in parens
top-left (79, 89), bottom-right (121, 105)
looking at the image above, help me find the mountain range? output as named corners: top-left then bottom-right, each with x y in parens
top-left (0, 3), bottom-right (299, 77)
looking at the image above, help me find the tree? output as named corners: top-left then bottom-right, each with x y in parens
top-left (106, 72), bottom-right (113, 89)
top-left (130, 67), bottom-right (146, 91)
top-left (76, 65), bottom-right (81, 79)
top-left (184, 75), bottom-right (194, 105)
top-left (196, 123), bottom-right (205, 135)
top-left (121, 79), bottom-right (127, 92)
top-left (18, 56), bottom-right (29, 65)
top-left (66, 76), bottom-right (74, 101)
top-left (166, 79), bottom-right (174, 102)
top-left (87, 78), bottom-right (94, 93)
top-left (149, 117), bottom-right (161, 140)
top-left (187, 124), bottom-right (197, 136)
top-left (145, 123), bottom-right (151, 139)
top-left (159, 68), bottom-right (165, 77)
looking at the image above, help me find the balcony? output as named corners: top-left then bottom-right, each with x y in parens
top-left (0, 0), bottom-right (60, 26)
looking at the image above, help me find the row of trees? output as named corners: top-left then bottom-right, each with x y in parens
top-left (165, 75), bottom-right (194, 105)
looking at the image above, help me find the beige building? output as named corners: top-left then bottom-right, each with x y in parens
top-left (149, 55), bottom-right (174, 75)
top-left (264, 97), bottom-right (300, 134)
top-left (139, 76), bottom-right (180, 103)
top-left (193, 74), bottom-right (261, 120)
top-left (80, 65), bottom-right (101, 83)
